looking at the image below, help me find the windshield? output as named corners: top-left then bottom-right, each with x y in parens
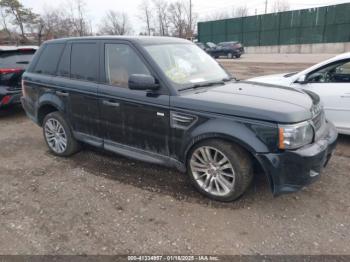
top-left (144, 43), bottom-right (230, 89)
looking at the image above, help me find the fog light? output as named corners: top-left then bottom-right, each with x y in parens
top-left (310, 170), bottom-right (320, 177)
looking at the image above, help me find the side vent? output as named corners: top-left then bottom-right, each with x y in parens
top-left (170, 111), bottom-right (197, 130)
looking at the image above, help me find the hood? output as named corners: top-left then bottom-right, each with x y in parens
top-left (171, 81), bottom-right (315, 123)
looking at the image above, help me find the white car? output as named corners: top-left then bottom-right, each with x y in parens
top-left (249, 52), bottom-right (350, 135)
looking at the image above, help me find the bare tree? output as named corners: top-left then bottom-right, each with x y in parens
top-left (168, 1), bottom-right (187, 38)
top-left (0, 7), bottom-right (11, 39)
top-left (272, 0), bottom-right (290, 12)
top-left (153, 0), bottom-right (170, 36)
top-left (99, 10), bottom-right (133, 35)
top-left (138, 0), bottom-right (153, 36)
top-left (66, 0), bottom-right (90, 36)
top-left (234, 6), bottom-right (249, 17)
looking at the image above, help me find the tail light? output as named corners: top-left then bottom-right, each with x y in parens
top-left (0, 95), bottom-right (11, 105)
top-left (0, 68), bottom-right (22, 74)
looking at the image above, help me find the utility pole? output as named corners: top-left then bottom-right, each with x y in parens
top-left (264, 0), bottom-right (268, 14)
top-left (189, 0), bottom-right (192, 39)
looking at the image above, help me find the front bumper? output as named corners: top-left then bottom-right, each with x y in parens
top-left (257, 121), bottom-right (338, 196)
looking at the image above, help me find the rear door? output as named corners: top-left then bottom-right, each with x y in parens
top-left (98, 41), bottom-right (170, 156)
top-left (53, 42), bottom-right (100, 140)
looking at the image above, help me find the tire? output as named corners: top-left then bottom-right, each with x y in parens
top-left (227, 52), bottom-right (233, 59)
top-left (187, 139), bottom-right (253, 202)
top-left (235, 54), bottom-right (241, 58)
top-left (42, 111), bottom-right (80, 157)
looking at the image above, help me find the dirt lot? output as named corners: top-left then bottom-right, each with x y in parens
top-left (0, 57), bottom-right (349, 255)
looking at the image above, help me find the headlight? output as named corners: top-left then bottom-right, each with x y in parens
top-left (278, 121), bottom-right (314, 150)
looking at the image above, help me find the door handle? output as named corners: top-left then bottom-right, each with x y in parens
top-left (56, 91), bottom-right (69, 97)
top-left (102, 100), bottom-right (120, 107)
top-left (341, 93), bottom-right (350, 98)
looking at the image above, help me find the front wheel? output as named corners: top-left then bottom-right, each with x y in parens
top-left (187, 139), bottom-right (253, 202)
top-left (43, 112), bottom-right (80, 157)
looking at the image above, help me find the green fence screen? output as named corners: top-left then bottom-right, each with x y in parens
top-left (198, 3), bottom-right (350, 46)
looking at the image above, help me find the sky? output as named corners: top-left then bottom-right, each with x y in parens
top-left (21, 0), bottom-right (350, 34)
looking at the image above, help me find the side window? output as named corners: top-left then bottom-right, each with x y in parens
top-left (105, 44), bottom-right (150, 88)
top-left (57, 44), bottom-right (71, 78)
top-left (33, 44), bottom-right (64, 75)
top-left (307, 60), bottom-right (350, 83)
top-left (71, 43), bottom-right (98, 82)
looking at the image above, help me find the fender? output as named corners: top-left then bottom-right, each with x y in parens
top-left (37, 93), bottom-right (66, 113)
top-left (36, 93), bottom-right (67, 125)
top-left (180, 117), bottom-right (278, 163)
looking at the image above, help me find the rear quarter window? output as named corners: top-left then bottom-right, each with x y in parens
top-left (33, 43), bottom-right (65, 75)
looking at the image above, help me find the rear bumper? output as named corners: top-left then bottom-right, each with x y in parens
top-left (21, 96), bottom-right (38, 124)
top-left (257, 122), bottom-right (338, 196)
top-left (0, 87), bottom-right (21, 107)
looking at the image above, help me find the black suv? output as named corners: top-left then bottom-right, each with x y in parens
top-left (206, 41), bottom-right (244, 59)
top-left (0, 46), bottom-right (37, 108)
top-left (21, 37), bottom-right (337, 201)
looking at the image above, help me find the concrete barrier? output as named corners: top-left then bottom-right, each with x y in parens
top-left (246, 42), bottom-right (350, 54)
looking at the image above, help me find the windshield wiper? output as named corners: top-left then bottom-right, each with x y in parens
top-left (222, 76), bottom-right (235, 82)
top-left (179, 80), bottom-right (225, 91)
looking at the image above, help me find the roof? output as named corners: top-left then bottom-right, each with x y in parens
top-left (45, 36), bottom-right (191, 45)
top-left (0, 45), bottom-right (39, 51)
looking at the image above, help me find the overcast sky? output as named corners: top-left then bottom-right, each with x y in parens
top-left (21, 0), bottom-right (350, 33)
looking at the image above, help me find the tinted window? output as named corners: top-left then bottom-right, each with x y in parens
top-left (57, 44), bottom-right (71, 78)
top-left (71, 43), bottom-right (98, 82)
top-left (0, 49), bottom-right (36, 69)
top-left (307, 59), bottom-right (350, 83)
top-left (105, 44), bottom-right (150, 88)
top-left (33, 44), bottom-right (64, 75)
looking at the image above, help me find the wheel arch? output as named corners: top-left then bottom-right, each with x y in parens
top-left (181, 118), bottom-right (276, 192)
top-left (184, 133), bottom-right (274, 192)
top-left (37, 93), bottom-right (66, 126)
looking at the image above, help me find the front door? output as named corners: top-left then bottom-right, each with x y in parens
top-left (98, 42), bottom-right (170, 156)
top-left (294, 59), bottom-right (350, 132)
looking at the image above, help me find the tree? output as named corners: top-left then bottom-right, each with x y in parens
top-left (234, 6), bottom-right (249, 17)
top-left (0, 0), bottom-right (39, 41)
top-left (272, 0), bottom-right (290, 12)
top-left (153, 0), bottom-right (170, 36)
top-left (66, 0), bottom-right (90, 36)
top-left (99, 10), bottom-right (133, 35)
top-left (138, 0), bottom-right (153, 36)
top-left (0, 7), bottom-right (11, 39)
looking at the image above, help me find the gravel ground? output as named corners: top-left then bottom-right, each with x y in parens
top-left (0, 56), bottom-right (349, 255)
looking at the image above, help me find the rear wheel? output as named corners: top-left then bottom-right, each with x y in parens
top-left (187, 139), bottom-right (253, 202)
top-left (43, 112), bottom-right (80, 157)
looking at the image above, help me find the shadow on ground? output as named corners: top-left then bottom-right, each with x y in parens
top-left (67, 144), bottom-right (272, 209)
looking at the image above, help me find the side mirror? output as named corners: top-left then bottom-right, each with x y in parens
top-left (129, 74), bottom-right (159, 91)
top-left (296, 75), bottom-right (308, 84)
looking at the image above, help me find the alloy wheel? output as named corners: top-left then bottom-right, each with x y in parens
top-left (44, 118), bottom-right (67, 154)
top-left (190, 146), bottom-right (236, 197)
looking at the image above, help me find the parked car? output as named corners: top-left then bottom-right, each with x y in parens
top-left (195, 42), bottom-right (208, 50)
top-left (21, 36), bottom-right (337, 202)
top-left (206, 41), bottom-right (244, 59)
top-left (248, 52), bottom-right (350, 135)
top-left (0, 46), bottom-right (38, 108)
